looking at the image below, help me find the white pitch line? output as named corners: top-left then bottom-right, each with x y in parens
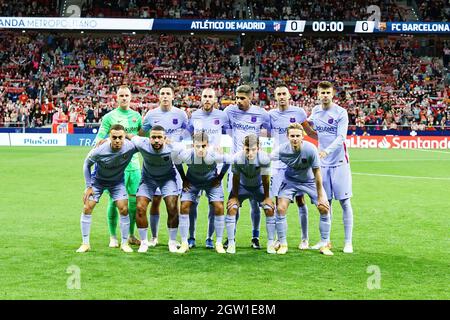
top-left (352, 172), bottom-right (450, 181)
top-left (352, 159), bottom-right (450, 162)
top-left (410, 149), bottom-right (450, 155)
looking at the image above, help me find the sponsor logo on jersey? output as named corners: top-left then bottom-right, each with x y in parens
top-left (195, 128), bottom-right (220, 135)
top-left (315, 125), bottom-right (337, 134)
top-left (232, 122), bottom-right (258, 132)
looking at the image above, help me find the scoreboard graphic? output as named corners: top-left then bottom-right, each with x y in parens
top-left (0, 17), bottom-right (449, 34)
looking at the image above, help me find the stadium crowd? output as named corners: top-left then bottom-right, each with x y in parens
top-left (250, 0), bottom-right (409, 21)
top-left (0, 0), bottom-right (58, 17)
top-left (0, 31), bottom-right (448, 131)
top-left (82, 0), bottom-right (411, 21)
top-left (0, 0), bottom-right (420, 21)
top-left (252, 35), bottom-right (449, 131)
top-left (2, 0), bottom-right (449, 21)
top-left (416, 0), bottom-right (450, 21)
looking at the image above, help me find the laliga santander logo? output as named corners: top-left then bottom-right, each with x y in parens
top-left (346, 136), bottom-right (450, 149)
top-left (377, 137), bottom-right (391, 149)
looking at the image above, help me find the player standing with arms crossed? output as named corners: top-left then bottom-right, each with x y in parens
top-left (94, 85), bottom-right (142, 248)
top-left (308, 81), bottom-right (354, 253)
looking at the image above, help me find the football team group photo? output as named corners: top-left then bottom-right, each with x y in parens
top-left (78, 81), bottom-right (354, 257)
top-left (1, 0), bottom-right (449, 302)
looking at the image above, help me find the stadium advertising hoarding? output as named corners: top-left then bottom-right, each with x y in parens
top-left (345, 136), bottom-right (450, 149)
top-left (1, 17), bottom-right (449, 34)
top-left (2, 134), bottom-right (449, 149)
top-left (0, 133), bottom-right (10, 146)
top-left (66, 134), bottom-right (97, 146)
top-left (9, 133), bottom-right (66, 146)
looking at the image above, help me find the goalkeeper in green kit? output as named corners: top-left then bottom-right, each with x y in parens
top-left (94, 85), bottom-right (142, 247)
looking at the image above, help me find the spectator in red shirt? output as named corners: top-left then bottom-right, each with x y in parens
top-left (19, 93), bottom-right (28, 105)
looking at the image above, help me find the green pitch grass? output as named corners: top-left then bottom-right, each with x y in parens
top-left (0, 147), bottom-right (449, 300)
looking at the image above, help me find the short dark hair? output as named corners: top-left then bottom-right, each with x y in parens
top-left (274, 84), bottom-right (290, 94)
top-left (244, 134), bottom-right (259, 148)
top-left (151, 125), bottom-right (166, 132)
top-left (192, 131), bottom-right (209, 143)
top-left (236, 84), bottom-right (253, 97)
top-left (159, 85), bottom-right (175, 94)
top-left (318, 81), bottom-right (334, 90)
top-left (110, 124), bottom-right (125, 132)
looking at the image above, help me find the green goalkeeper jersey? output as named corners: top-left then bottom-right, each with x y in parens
top-left (95, 107), bottom-right (142, 171)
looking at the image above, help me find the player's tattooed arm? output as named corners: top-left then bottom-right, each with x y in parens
top-left (83, 187), bottom-right (94, 204)
top-left (95, 139), bottom-right (108, 148)
top-left (175, 164), bottom-right (191, 191)
top-left (138, 128), bottom-right (147, 137)
top-left (302, 121), bottom-right (318, 140)
top-left (261, 175), bottom-right (274, 209)
top-left (313, 167), bottom-right (329, 212)
top-left (212, 161), bottom-right (230, 187)
top-left (82, 154), bottom-right (96, 203)
top-left (319, 150), bottom-right (328, 159)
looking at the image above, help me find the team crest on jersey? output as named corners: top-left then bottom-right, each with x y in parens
top-left (328, 117), bottom-right (334, 124)
top-left (301, 158), bottom-right (307, 163)
top-left (214, 119), bottom-right (220, 125)
top-left (132, 117), bottom-right (137, 122)
top-left (163, 156), bottom-right (170, 161)
top-left (251, 116), bottom-right (257, 123)
top-left (173, 119), bottom-right (178, 125)
top-left (290, 117), bottom-right (296, 123)
top-left (123, 155), bottom-right (128, 159)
